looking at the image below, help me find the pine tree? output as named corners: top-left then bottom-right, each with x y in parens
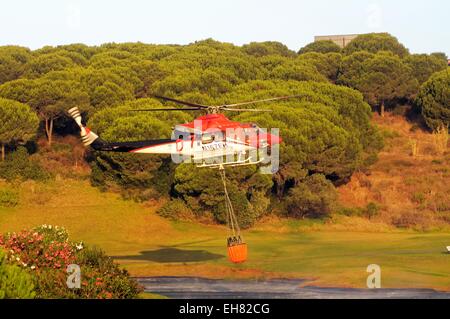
top-left (0, 98), bottom-right (39, 161)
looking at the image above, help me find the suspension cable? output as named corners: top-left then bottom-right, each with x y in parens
top-left (219, 165), bottom-right (242, 241)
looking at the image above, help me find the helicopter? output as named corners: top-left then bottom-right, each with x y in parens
top-left (68, 95), bottom-right (298, 168)
top-left (69, 94), bottom-right (303, 263)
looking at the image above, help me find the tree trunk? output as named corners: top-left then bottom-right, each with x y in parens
top-left (1, 143), bottom-right (4, 162)
top-left (380, 101), bottom-right (385, 118)
top-left (49, 118), bottom-right (53, 146)
top-left (45, 117), bottom-right (54, 146)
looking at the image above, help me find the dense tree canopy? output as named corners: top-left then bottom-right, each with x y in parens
top-left (297, 52), bottom-right (342, 82)
top-left (430, 52), bottom-right (448, 63)
top-left (0, 33), bottom-right (444, 225)
top-left (0, 46), bottom-right (31, 84)
top-left (88, 99), bottom-right (193, 198)
top-left (229, 80), bottom-right (382, 186)
top-left (404, 54), bottom-right (447, 84)
top-left (338, 51), bottom-right (419, 115)
top-left (0, 78), bottom-right (90, 145)
top-left (416, 69), bottom-right (450, 131)
top-left (0, 98), bottom-right (39, 160)
top-left (343, 33), bottom-right (409, 57)
top-left (86, 78), bottom-right (381, 225)
top-left (243, 41), bottom-right (296, 57)
top-left (298, 40), bottom-right (341, 54)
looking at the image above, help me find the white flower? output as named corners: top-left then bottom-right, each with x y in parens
top-left (22, 262), bottom-right (27, 267)
top-left (16, 257), bottom-right (20, 261)
top-left (48, 225), bottom-right (52, 229)
top-left (30, 265), bottom-right (36, 270)
top-left (76, 242), bottom-right (84, 250)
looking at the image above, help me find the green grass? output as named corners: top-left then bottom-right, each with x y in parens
top-left (0, 179), bottom-right (449, 290)
top-left (137, 292), bottom-right (168, 299)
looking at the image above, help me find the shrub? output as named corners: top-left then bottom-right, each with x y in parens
top-left (336, 202), bottom-right (380, 219)
top-left (392, 104), bottom-right (410, 116)
top-left (391, 212), bottom-right (428, 229)
top-left (0, 250), bottom-right (36, 299)
top-left (214, 189), bottom-right (257, 229)
top-left (0, 146), bottom-right (49, 181)
top-left (173, 164), bottom-right (273, 228)
top-left (0, 188), bottom-right (19, 207)
top-left (381, 129), bottom-right (400, 139)
top-left (432, 125), bottom-right (448, 155)
top-left (336, 206), bottom-right (363, 217)
top-left (157, 199), bottom-right (194, 221)
top-left (416, 70), bottom-right (450, 131)
top-left (0, 225), bottom-right (142, 299)
top-left (285, 174), bottom-right (337, 219)
top-left (364, 202), bottom-right (380, 219)
top-left (0, 226), bottom-right (76, 271)
top-left (411, 192), bottom-right (426, 205)
top-left (70, 246), bottom-right (142, 299)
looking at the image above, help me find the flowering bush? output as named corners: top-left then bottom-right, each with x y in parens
top-left (0, 225), bottom-right (142, 299)
top-left (0, 225), bottom-right (76, 271)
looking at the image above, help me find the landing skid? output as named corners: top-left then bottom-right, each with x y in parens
top-left (196, 157), bottom-right (264, 169)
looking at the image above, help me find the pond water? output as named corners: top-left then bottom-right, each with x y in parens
top-left (137, 277), bottom-right (450, 299)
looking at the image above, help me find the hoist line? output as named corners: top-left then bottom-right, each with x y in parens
top-left (219, 165), bottom-right (241, 240)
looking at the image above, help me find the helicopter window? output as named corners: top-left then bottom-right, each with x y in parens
top-left (202, 134), bottom-right (215, 144)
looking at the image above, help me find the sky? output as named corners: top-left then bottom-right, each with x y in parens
top-left (0, 0), bottom-right (449, 55)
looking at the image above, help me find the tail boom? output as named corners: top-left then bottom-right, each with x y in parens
top-left (68, 107), bottom-right (175, 153)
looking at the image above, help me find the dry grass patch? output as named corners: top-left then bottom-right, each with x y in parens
top-left (338, 113), bottom-right (450, 229)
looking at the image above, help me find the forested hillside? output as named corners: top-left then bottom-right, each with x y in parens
top-left (0, 33), bottom-right (448, 228)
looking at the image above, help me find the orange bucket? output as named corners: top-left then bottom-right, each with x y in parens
top-left (227, 242), bottom-right (248, 263)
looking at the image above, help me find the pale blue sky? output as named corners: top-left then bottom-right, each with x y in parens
top-left (1, 0), bottom-right (449, 55)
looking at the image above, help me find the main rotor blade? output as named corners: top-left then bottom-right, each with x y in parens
top-left (130, 108), bottom-right (203, 112)
top-left (152, 95), bottom-right (210, 109)
top-left (223, 108), bottom-right (273, 112)
top-left (223, 95), bottom-right (303, 108)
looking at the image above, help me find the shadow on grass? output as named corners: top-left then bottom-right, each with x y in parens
top-left (112, 247), bottom-right (224, 263)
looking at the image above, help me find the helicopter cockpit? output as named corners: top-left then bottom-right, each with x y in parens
top-left (201, 133), bottom-right (215, 144)
top-left (173, 125), bottom-right (224, 147)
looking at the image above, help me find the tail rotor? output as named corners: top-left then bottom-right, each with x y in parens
top-left (68, 107), bottom-right (99, 146)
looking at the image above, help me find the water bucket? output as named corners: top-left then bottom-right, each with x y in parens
top-left (227, 241), bottom-right (247, 263)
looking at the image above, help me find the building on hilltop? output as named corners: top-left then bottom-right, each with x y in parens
top-left (314, 34), bottom-right (360, 48)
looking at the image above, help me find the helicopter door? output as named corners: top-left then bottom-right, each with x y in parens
top-left (176, 138), bottom-right (183, 152)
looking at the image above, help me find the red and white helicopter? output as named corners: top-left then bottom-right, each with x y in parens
top-left (69, 95), bottom-right (297, 168)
